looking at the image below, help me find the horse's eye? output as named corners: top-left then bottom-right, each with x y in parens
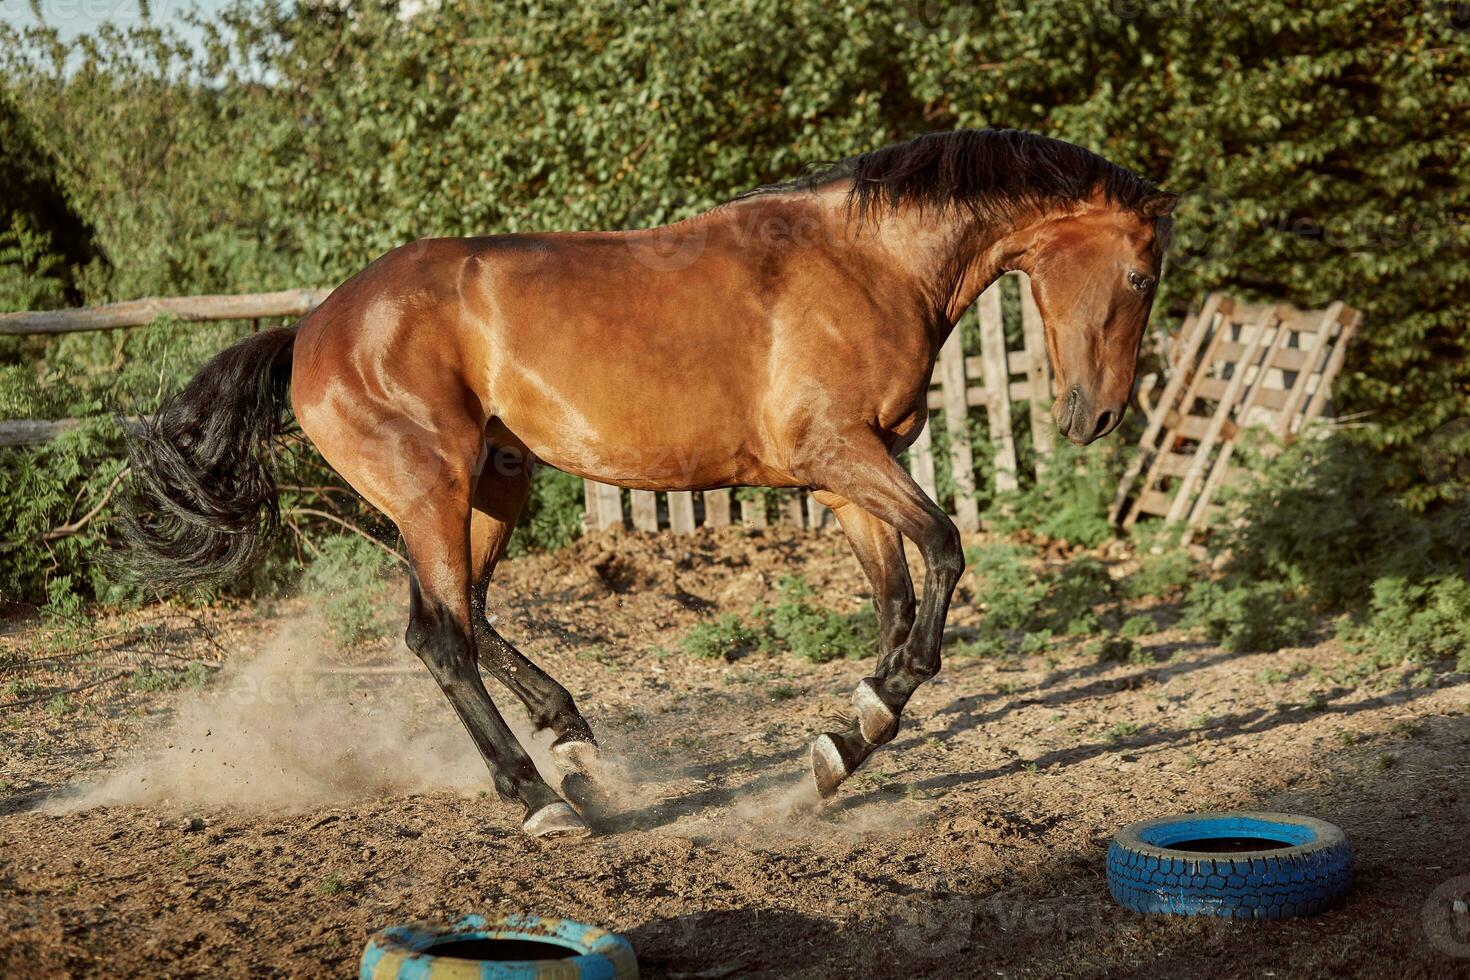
top-left (1128, 271), bottom-right (1154, 293)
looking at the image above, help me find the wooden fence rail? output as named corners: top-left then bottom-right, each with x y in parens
top-left (0, 288), bottom-right (333, 335)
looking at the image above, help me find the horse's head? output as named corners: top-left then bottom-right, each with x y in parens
top-left (1016, 190), bottom-right (1178, 446)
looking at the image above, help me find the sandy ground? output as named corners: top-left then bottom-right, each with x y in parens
top-left (2, 526), bottom-right (1469, 978)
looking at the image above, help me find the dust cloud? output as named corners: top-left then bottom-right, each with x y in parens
top-left (53, 619), bottom-right (497, 812)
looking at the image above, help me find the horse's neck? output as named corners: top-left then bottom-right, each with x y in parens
top-left (861, 203), bottom-right (1013, 344)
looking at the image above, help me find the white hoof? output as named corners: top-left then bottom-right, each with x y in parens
top-left (522, 801), bottom-right (591, 839)
top-left (549, 738), bottom-right (601, 775)
top-left (854, 678), bottom-right (899, 745)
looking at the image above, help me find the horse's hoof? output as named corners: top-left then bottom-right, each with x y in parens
top-left (853, 678), bottom-right (900, 745)
top-left (522, 801), bottom-right (591, 839)
top-left (811, 734), bottom-right (848, 799)
top-left (549, 737), bottom-right (601, 775)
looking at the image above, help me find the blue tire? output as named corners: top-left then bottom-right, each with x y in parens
top-left (361, 913), bottom-right (638, 980)
top-left (1107, 811), bottom-right (1353, 919)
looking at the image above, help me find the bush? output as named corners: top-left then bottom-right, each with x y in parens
top-left (675, 576), bottom-right (877, 664)
top-left (680, 614), bottom-right (760, 660)
top-left (1036, 556), bottom-right (1114, 635)
top-left (1088, 635), bottom-right (1152, 666)
top-left (1338, 575), bottom-right (1470, 674)
top-left (991, 442), bottom-right (1122, 549)
top-left (967, 542), bottom-right (1050, 630)
top-left (756, 576), bottom-right (877, 664)
top-left (1198, 432), bottom-right (1469, 666)
top-left (965, 541), bottom-right (1119, 655)
top-left (1124, 541), bottom-right (1199, 601)
top-left (303, 535), bottom-right (394, 645)
top-left (1183, 580), bottom-right (1316, 654)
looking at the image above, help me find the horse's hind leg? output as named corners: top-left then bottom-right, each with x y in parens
top-left (468, 460), bottom-right (600, 780)
top-left (299, 406), bottom-right (585, 838)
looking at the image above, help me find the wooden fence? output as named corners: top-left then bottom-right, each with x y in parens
top-left (1111, 294), bottom-right (1360, 530)
top-left (5, 276), bottom-right (1063, 531)
top-left (581, 271), bottom-right (1059, 535)
top-left (0, 291), bottom-right (326, 447)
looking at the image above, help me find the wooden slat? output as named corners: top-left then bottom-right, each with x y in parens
top-left (582, 480), bottom-right (601, 530)
top-left (1173, 414), bottom-right (1212, 441)
top-left (668, 491), bottom-right (696, 534)
top-left (1299, 308), bottom-right (1360, 432)
top-left (741, 493), bottom-right (767, 528)
top-left (630, 490), bottom-right (659, 532)
top-left (594, 482), bottom-right (624, 530)
top-left (1113, 293), bottom-right (1225, 526)
top-left (938, 325), bottom-right (979, 531)
top-left (0, 418), bottom-right (80, 448)
top-left (1271, 303), bottom-right (1342, 439)
top-left (703, 488), bottom-right (732, 528)
top-left (978, 283), bottom-right (1017, 494)
top-left (1135, 489), bottom-right (1176, 516)
top-left (1218, 341), bottom-right (1313, 373)
top-left (805, 493), bottom-right (828, 530)
top-left (1186, 312), bottom-right (1294, 528)
top-left (1163, 306), bottom-right (1278, 524)
top-left (780, 493), bottom-right (805, 527)
top-left (1018, 272), bottom-right (1054, 475)
top-left (0, 287), bottom-right (334, 335)
top-left (1125, 296), bottom-right (1235, 529)
top-left (1156, 453), bottom-right (1193, 477)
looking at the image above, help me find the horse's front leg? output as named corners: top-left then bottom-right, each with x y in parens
top-left (797, 437), bottom-right (965, 798)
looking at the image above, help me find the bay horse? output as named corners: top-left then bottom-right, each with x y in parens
top-left (119, 128), bottom-right (1176, 837)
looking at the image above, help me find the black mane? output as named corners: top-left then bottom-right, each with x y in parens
top-left (746, 128), bottom-right (1162, 222)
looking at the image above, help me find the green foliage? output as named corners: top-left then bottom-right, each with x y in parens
top-left (1087, 635), bottom-right (1151, 665)
top-left (967, 543), bottom-right (1049, 630)
top-left (755, 576), bottom-right (877, 664)
top-left (1337, 575), bottom-right (1470, 674)
top-left (1183, 580), bottom-right (1316, 654)
top-left (0, 213), bottom-right (67, 312)
top-left (508, 468), bottom-right (587, 558)
top-left (1196, 432), bottom-right (1469, 667)
top-left (991, 442), bottom-right (1122, 548)
top-left (129, 662), bottom-right (214, 692)
top-left (1119, 614), bottom-right (1156, 638)
top-left (679, 614), bottom-right (760, 660)
top-left (965, 541), bottom-right (1118, 656)
top-left (302, 535), bottom-right (394, 645)
top-left (1036, 556), bottom-right (1113, 635)
top-left (1125, 545), bottom-right (1198, 601)
top-left (675, 576), bottom-right (876, 664)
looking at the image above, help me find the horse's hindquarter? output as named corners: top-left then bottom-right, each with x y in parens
top-left (465, 220), bottom-right (934, 491)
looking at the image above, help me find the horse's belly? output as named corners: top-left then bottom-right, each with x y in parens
top-left (493, 395), bottom-right (785, 491)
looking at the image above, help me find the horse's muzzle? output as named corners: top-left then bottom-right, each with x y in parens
top-left (1055, 385), bottom-right (1124, 446)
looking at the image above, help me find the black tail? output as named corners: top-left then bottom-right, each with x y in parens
top-left (115, 327), bottom-right (297, 591)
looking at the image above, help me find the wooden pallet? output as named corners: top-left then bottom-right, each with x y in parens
top-left (1111, 293), bottom-right (1360, 530)
top-left (581, 271), bottom-right (1060, 534)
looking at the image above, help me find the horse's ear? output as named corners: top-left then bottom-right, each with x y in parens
top-left (1139, 191), bottom-right (1180, 218)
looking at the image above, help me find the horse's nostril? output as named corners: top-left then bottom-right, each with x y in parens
top-left (1092, 410), bottom-right (1116, 440)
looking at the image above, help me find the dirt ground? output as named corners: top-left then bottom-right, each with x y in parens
top-left (3, 526), bottom-right (1469, 978)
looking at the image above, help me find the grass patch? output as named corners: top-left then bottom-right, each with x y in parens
top-left (673, 576), bottom-right (876, 664)
top-left (129, 663), bottom-right (213, 693)
top-left (680, 614), bottom-right (760, 660)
